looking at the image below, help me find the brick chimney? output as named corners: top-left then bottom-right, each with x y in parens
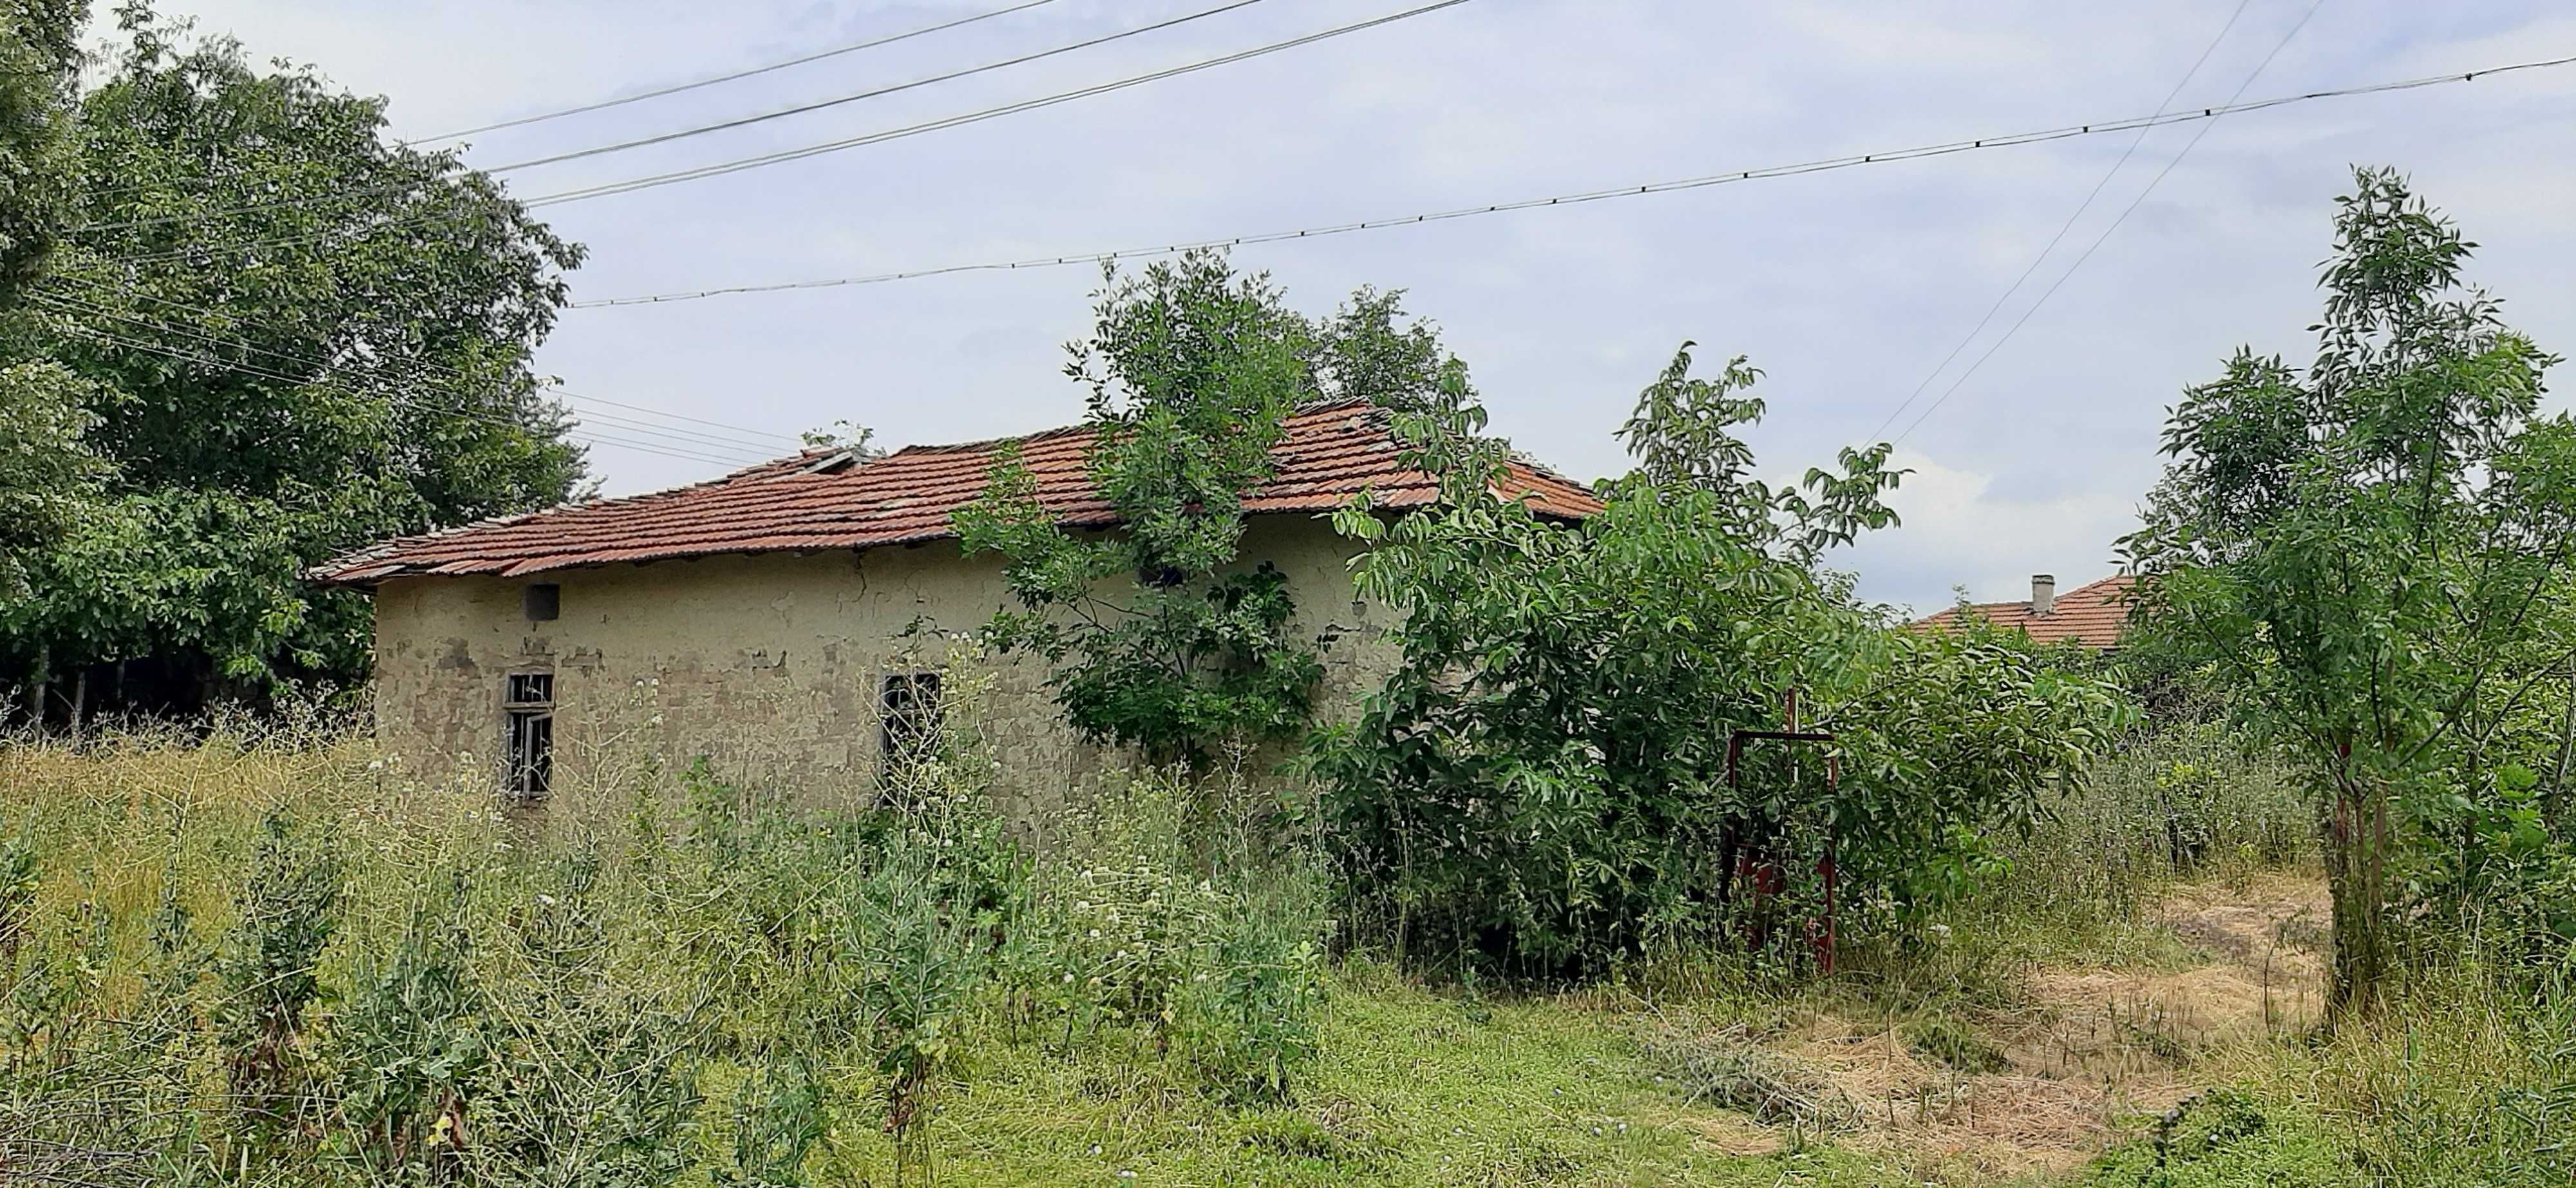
top-left (2031, 573), bottom-right (2056, 617)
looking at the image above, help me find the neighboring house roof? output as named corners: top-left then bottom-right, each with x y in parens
top-left (317, 399), bottom-right (1602, 586)
top-left (1909, 573), bottom-right (2139, 649)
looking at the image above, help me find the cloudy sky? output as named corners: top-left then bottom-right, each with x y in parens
top-left (147, 0), bottom-right (2575, 614)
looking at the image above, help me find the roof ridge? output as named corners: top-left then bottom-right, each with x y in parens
top-left (316, 396), bottom-right (1597, 586)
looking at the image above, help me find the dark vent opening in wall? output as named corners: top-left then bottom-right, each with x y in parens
top-left (523, 583), bottom-right (560, 622)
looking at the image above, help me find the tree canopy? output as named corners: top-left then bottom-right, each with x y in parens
top-left (958, 253), bottom-right (1454, 767)
top-left (2123, 166), bottom-right (2574, 1015)
top-left (1, 4), bottom-right (587, 720)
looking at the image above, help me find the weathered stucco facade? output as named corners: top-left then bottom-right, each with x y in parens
top-left (369, 514), bottom-right (1397, 818)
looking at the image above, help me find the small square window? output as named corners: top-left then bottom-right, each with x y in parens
top-left (523, 583), bottom-right (561, 622)
top-left (880, 672), bottom-right (942, 785)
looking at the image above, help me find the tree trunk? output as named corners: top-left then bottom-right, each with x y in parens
top-left (2550, 657), bottom-right (2575, 829)
top-left (2324, 771), bottom-right (2389, 1019)
top-left (28, 645), bottom-right (47, 738)
top-left (69, 667), bottom-right (86, 736)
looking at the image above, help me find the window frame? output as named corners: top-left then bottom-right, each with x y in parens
top-left (502, 669), bottom-right (555, 800)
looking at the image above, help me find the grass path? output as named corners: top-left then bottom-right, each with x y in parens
top-left (826, 874), bottom-right (2331, 1186)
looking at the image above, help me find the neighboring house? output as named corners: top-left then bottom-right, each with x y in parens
top-left (1908, 573), bottom-right (2137, 649)
top-left (317, 399), bottom-right (1600, 816)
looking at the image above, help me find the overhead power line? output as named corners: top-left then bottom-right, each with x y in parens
top-left (565, 46), bottom-right (2571, 309)
top-left (39, 273), bottom-right (802, 450)
top-left (518, 0), bottom-right (1475, 207)
top-left (1861, 0), bottom-right (2255, 447)
top-left (28, 287), bottom-right (786, 465)
top-left (480, 0), bottom-right (1273, 174)
top-left (1888, 0), bottom-right (2328, 447)
top-left (66, 0), bottom-right (1478, 235)
top-left (412, 0), bottom-right (1060, 143)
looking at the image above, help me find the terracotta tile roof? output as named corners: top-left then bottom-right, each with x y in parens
top-left (317, 399), bottom-right (1602, 586)
top-left (1908, 573), bottom-right (2139, 649)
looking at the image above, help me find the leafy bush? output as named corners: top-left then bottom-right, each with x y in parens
top-left (1169, 865), bottom-right (1329, 1104)
top-left (215, 811), bottom-right (343, 1126)
top-left (714, 1060), bottom-right (826, 1188)
top-left (326, 871), bottom-right (485, 1181)
top-left (468, 848), bottom-right (703, 1188)
top-left (1316, 346), bottom-right (2126, 972)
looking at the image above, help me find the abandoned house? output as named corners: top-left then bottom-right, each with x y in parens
top-left (1908, 573), bottom-right (2138, 650)
top-left (316, 399), bottom-right (1601, 816)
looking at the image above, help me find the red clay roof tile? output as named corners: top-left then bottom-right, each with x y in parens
top-left (317, 399), bottom-right (1601, 586)
top-left (1908, 573), bottom-right (2137, 649)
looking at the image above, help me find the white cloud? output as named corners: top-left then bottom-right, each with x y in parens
top-left (1837, 447), bottom-right (2141, 618)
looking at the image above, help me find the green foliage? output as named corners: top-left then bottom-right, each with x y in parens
top-left (715, 1060), bottom-right (826, 1188)
top-left (326, 871), bottom-right (484, 1182)
top-left (0, 816), bottom-right (33, 959)
top-left (1168, 863), bottom-right (1328, 1105)
top-left (1002, 771), bottom-right (1330, 1104)
top-left (1899, 1013), bottom-right (2007, 1075)
top-left (1316, 343), bottom-right (2125, 972)
top-left (843, 829), bottom-right (992, 1164)
top-left (1826, 617), bottom-right (2135, 919)
top-left (469, 847), bottom-right (702, 1188)
top-left (958, 251), bottom-right (1331, 765)
top-left (11, 727), bottom-right (2576, 1185)
top-left (2080, 1091), bottom-right (2353, 1187)
top-left (2122, 166), bottom-right (2576, 1011)
top-left (0, 361), bottom-right (105, 595)
top-left (2004, 721), bottom-right (2309, 925)
top-left (1, 5), bottom-right (587, 706)
top-left (0, 0), bottom-right (82, 305)
top-left (214, 810), bottom-right (341, 1125)
top-left (960, 254), bottom-right (1471, 767)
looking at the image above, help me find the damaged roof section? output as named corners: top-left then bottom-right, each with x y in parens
top-left (316, 399), bottom-right (1603, 586)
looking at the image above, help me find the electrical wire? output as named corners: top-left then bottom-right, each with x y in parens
top-left (520, 0), bottom-right (1477, 208)
top-left (479, 0), bottom-right (1273, 174)
top-left (64, 0), bottom-right (1477, 235)
top-left (1888, 0), bottom-right (2329, 446)
top-left (412, 0), bottom-right (1059, 143)
top-left (1861, 0), bottom-right (2256, 447)
top-left (39, 271), bottom-right (802, 450)
top-left (564, 45), bottom-right (2568, 309)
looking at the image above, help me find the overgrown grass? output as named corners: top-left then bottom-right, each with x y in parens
top-left (0, 718), bottom-right (2566, 1186)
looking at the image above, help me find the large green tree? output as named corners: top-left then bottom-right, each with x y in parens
top-left (2123, 167), bottom-right (2575, 1016)
top-left (0, 1), bottom-right (99, 597)
top-left (957, 253), bottom-right (1466, 767)
top-left (1, 5), bottom-right (586, 718)
top-left (958, 253), bottom-right (1323, 767)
